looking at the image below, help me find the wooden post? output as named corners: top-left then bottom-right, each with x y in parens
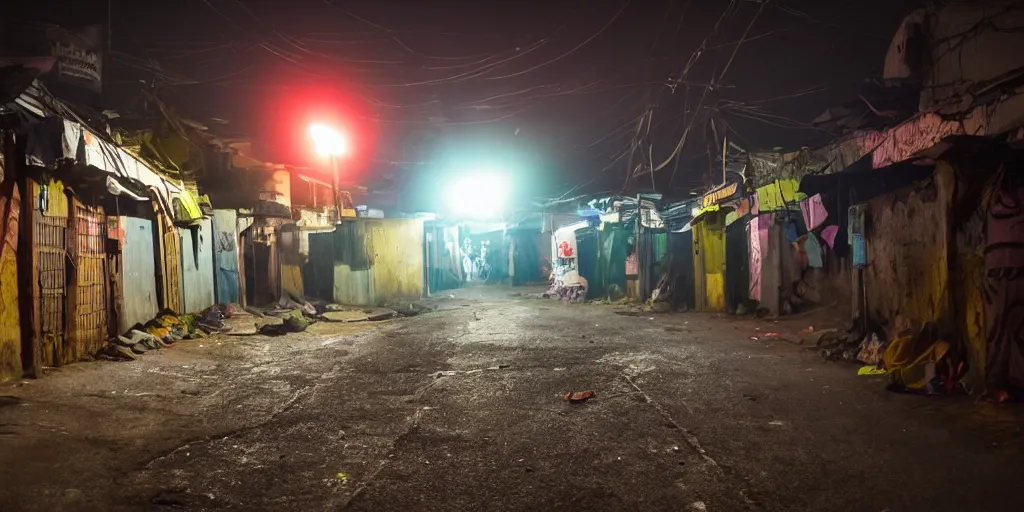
top-left (153, 201), bottom-right (167, 309)
top-left (236, 219), bottom-right (247, 308)
top-left (18, 179), bottom-right (42, 377)
top-left (63, 192), bottom-right (78, 365)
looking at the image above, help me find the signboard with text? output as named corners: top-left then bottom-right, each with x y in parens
top-left (46, 25), bottom-right (103, 93)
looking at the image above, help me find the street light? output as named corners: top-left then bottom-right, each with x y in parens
top-left (308, 123), bottom-right (348, 221)
top-left (444, 171), bottom-right (509, 219)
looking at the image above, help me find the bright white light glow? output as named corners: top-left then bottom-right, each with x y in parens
top-left (445, 173), bottom-right (509, 218)
top-left (308, 123), bottom-right (348, 156)
top-left (559, 221), bottom-right (590, 233)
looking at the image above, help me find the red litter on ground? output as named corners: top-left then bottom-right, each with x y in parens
top-left (564, 390), bottom-right (595, 402)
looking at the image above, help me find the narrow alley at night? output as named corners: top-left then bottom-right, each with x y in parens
top-left (3, 287), bottom-right (1024, 511)
top-left (3, 1), bottom-right (1024, 511)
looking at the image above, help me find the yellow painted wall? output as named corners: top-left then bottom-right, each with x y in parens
top-left (332, 218), bottom-right (425, 306)
top-left (281, 263), bottom-right (304, 299)
top-left (864, 162), bottom-right (953, 332)
top-left (693, 218), bottom-right (726, 312)
top-left (0, 180), bottom-right (22, 382)
top-left (368, 219), bottom-right (425, 302)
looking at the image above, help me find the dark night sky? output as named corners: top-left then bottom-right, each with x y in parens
top-left (9, 0), bottom-right (921, 199)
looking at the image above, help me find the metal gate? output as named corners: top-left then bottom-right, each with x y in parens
top-left (70, 199), bottom-right (108, 359)
top-left (303, 230), bottom-right (335, 302)
top-left (33, 181), bottom-right (68, 366)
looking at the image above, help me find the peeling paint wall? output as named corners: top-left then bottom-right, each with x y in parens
top-left (332, 218), bottom-right (424, 306)
top-left (863, 164), bottom-right (953, 333)
top-left (956, 208), bottom-right (987, 390)
top-left (0, 179), bottom-right (21, 382)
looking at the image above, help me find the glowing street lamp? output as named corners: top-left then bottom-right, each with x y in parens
top-left (308, 123), bottom-right (349, 220)
top-left (308, 123), bottom-right (348, 157)
top-left (444, 171), bottom-right (509, 219)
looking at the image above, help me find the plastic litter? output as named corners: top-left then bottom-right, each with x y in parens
top-left (563, 390), bottom-right (595, 403)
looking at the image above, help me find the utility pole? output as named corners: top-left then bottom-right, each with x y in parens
top-left (331, 155), bottom-right (342, 223)
top-left (107, 0), bottom-right (113, 53)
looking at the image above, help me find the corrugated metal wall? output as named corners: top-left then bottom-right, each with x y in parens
top-left (119, 217), bottom-right (159, 332)
top-left (212, 209), bottom-right (240, 304)
top-left (332, 218), bottom-right (424, 306)
top-left (303, 231), bottom-right (335, 301)
top-left (367, 219), bottom-right (425, 302)
top-left (180, 218), bottom-right (216, 313)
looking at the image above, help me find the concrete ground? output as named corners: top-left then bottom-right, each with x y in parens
top-left (2, 286), bottom-right (1023, 512)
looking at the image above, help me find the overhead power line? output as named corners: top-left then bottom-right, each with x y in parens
top-left (484, 0), bottom-right (633, 80)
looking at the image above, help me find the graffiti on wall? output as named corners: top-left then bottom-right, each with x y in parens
top-left (558, 240), bottom-right (574, 258)
top-left (552, 226), bottom-right (582, 288)
top-left (983, 165), bottom-right (1024, 391)
top-left (217, 231), bottom-right (235, 253)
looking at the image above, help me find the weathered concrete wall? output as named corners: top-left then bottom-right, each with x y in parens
top-left (863, 164), bottom-right (953, 333)
top-left (956, 208), bottom-right (987, 391)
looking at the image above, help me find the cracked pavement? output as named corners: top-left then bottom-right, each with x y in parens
top-left (2, 286), bottom-right (1024, 511)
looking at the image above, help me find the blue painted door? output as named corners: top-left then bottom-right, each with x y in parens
top-left (212, 210), bottom-right (240, 304)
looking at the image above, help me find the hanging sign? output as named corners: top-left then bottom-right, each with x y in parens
top-left (700, 171), bottom-right (746, 209)
top-left (45, 25), bottom-right (103, 93)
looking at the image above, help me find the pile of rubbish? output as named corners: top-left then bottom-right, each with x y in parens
top-left (254, 295), bottom-right (433, 335)
top-left (100, 293), bottom-right (437, 359)
top-left (256, 296), bottom-right (317, 336)
top-left (101, 307), bottom-right (228, 361)
top-left (543, 283), bottom-right (587, 302)
top-left (816, 318), bottom-right (969, 395)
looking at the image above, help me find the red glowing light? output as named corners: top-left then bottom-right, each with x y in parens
top-left (308, 123), bottom-right (348, 156)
